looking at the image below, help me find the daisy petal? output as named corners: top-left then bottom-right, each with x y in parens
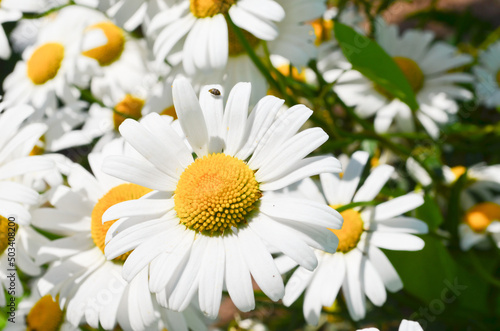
top-left (238, 226), bottom-right (284, 301)
top-left (223, 234), bottom-right (255, 312)
top-left (373, 193), bottom-right (424, 221)
top-left (173, 77), bottom-right (209, 156)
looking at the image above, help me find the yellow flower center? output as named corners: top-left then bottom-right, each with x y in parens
top-left (29, 135), bottom-right (46, 156)
top-left (0, 215), bottom-right (17, 255)
top-left (82, 22), bottom-right (125, 66)
top-left (310, 18), bottom-right (333, 46)
top-left (26, 295), bottom-right (63, 331)
top-left (451, 165), bottom-right (466, 179)
top-left (174, 153), bottom-right (261, 235)
top-left (496, 70), bottom-right (500, 87)
top-left (329, 208), bottom-right (364, 253)
top-left (113, 94), bottom-right (145, 130)
top-left (227, 23), bottom-right (261, 57)
top-left (91, 183), bottom-right (152, 262)
top-left (375, 56), bottom-right (425, 98)
top-left (27, 43), bottom-right (65, 85)
top-left (464, 202), bottom-right (500, 233)
top-left (160, 105), bottom-right (178, 120)
top-left (190, 0), bottom-right (237, 18)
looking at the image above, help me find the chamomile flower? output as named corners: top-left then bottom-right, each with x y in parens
top-left (0, 105), bottom-right (53, 307)
top-left (473, 40), bottom-right (500, 108)
top-left (69, 5), bottom-right (154, 105)
top-left (4, 280), bottom-right (79, 331)
top-left (277, 151), bottom-right (427, 323)
top-left (190, 0), bottom-right (325, 104)
top-left (33, 140), bottom-right (208, 330)
top-left (2, 6), bottom-right (87, 112)
top-left (149, 0), bottom-right (286, 75)
top-left (358, 319), bottom-right (423, 331)
top-left (328, 18), bottom-right (473, 139)
top-left (459, 198), bottom-right (500, 251)
top-left (101, 78), bottom-right (343, 317)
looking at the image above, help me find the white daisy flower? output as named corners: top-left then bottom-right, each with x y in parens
top-left (327, 18), bottom-right (473, 139)
top-left (148, 0), bottom-right (286, 75)
top-left (4, 280), bottom-right (79, 331)
top-left (189, 0), bottom-right (325, 104)
top-left (277, 151), bottom-right (427, 323)
top-left (473, 40), bottom-right (500, 108)
top-left (101, 78), bottom-right (343, 317)
top-left (56, 5), bottom-right (154, 105)
top-left (459, 198), bottom-right (500, 251)
top-left (0, 105), bottom-right (54, 307)
top-left (358, 319), bottom-right (423, 331)
top-left (34, 140), bottom-right (208, 330)
top-left (1, 6), bottom-right (91, 112)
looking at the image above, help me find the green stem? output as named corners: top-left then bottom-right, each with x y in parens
top-left (224, 14), bottom-right (293, 105)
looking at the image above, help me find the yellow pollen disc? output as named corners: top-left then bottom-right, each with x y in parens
top-left (310, 18), bottom-right (334, 46)
top-left (29, 135), bottom-right (46, 156)
top-left (0, 215), bottom-right (17, 255)
top-left (91, 183), bottom-right (152, 262)
top-left (496, 70), bottom-right (500, 87)
top-left (174, 153), bottom-right (261, 235)
top-left (160, 105), bottom-right (178, 120)
top-left (26, 295), bottom-right (63, 331)
top-left (113, 94), bottom-right (145, 130)
top-left (190, 0), bottom-right (236, 18)
top-left (227, 23), bottom-right (261, 57)
top-left (393, 56), bottom-right (425, 93)
top-left (464, 202), bottom-right (500, 233)
top-left (27, 43), bottom-right (65, 85)
top-left (276, 64), bottom-right (307, 83)
top-left (374, 56), bottom-right (424, 98)
top-left (451, 165), bottom-right (466, 179)
top-left (82, 22), bottom-right (125, 66)
top-left (329, 208), bottom-right (364, 253)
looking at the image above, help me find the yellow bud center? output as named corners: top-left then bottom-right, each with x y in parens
top-left (311, 18), bottom-right (333, 46)
top-left (174, 153), bottom-right (261, 235)
top-left (82, 22), bottom-right (125, 66)
top-left (329, 208), bottom-right (364, 253)
top-left (113, 94), bottom-right (145, 130)
top-left (190, 0), bottom-right (237, 18)
top-left (227, 23), bottom-right (261, 57)
top-left (26, 295), bottom-right (63, 331)
top-left (451, 165), bottom-right (466, 179)
top-left (375, 56), bottom-right (425, 98)
top-left (91, 183), bottom-right (152, 262)
top-left (0, 215), bottom-right (17, 255)
top-left (464, 202), bottom-right (500, 233)
top-left (160, 105), bottom-right (178, 120)
top-left (27, 43), bottom-right (65, 85)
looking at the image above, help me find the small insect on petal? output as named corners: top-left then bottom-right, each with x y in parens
top-left (209, 88), bottom-right (221, 96)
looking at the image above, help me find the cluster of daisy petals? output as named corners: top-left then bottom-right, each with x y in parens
top-left (0, 1), bottom-right (499, 331)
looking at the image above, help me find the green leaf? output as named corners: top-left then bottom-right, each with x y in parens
top-left (385, 235), bottom-right (490, 315)
top-left (334, 22), bottom-right (419, 111)
top-left (416, 194), bottom-right (444, 231)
